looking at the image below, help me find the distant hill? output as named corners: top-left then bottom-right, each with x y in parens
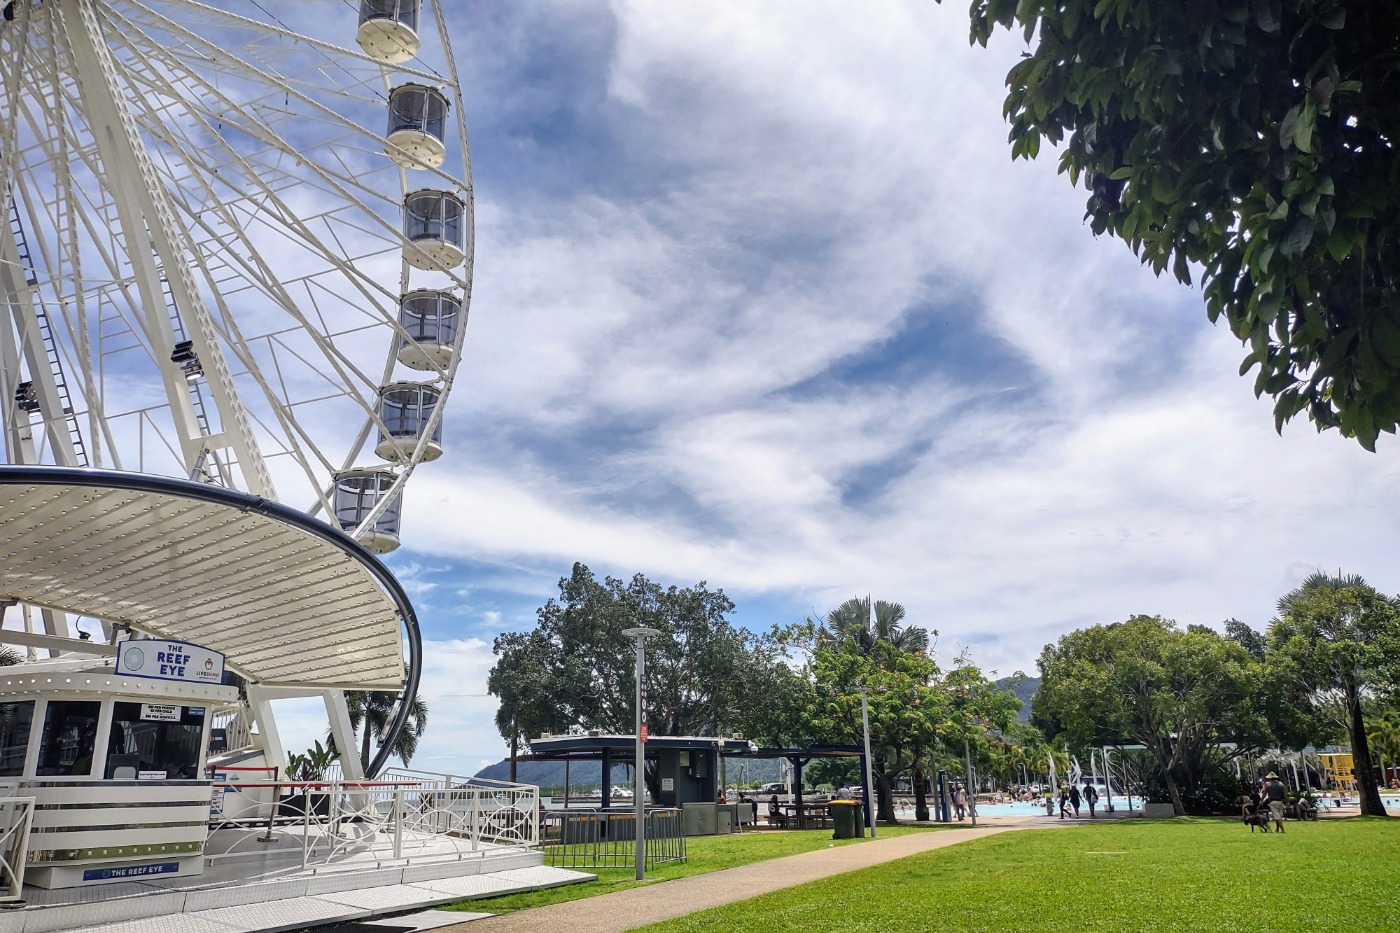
top-left (995, 674), bottom-right (1041, 723)
top-left (474, 758), bottom-right (627, 790)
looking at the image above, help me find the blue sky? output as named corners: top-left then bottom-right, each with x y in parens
top-left (266, 0), bottom-right (1400, 774)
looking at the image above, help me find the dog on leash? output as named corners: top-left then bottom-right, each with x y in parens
top-left (1241, 797), bottom-right (1270, 833)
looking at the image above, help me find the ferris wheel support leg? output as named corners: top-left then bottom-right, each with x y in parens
top-left (245, 684), bottom-right (288, 777)
top-left (58, 0), bottom-right (276, 497)
top-left (324, 690), bottom-right (366, 782)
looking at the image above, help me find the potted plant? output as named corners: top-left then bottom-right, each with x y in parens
top-left (279, 740), bottom-right (339, 819)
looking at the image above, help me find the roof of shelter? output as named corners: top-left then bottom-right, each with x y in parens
top-left (0, 466), bottom-right (417, 691)
top-left (725, 744), bottom-right (865, 759)
top-left (528, 733), bottom-right (756, 757)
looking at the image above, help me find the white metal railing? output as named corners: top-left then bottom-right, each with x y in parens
top-left (0, 797), bottom-right (35, 901)
top-left (208, 703), bottom-right (256, 754)
top-left (205, 774), bottom-right (539, 868)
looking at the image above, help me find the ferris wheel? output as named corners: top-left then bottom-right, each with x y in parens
top-left (0, 0), bottom-right (473, 555)
top-left (0, 0), bottom-right (473, 777)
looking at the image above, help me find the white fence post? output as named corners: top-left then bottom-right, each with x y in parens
top-left (0, 797), bottom-right (34, 901)
top-left (393, 788), bottom-right (404, 859)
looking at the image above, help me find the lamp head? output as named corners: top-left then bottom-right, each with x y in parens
top-left (622, 627), bottom-right (663, 639)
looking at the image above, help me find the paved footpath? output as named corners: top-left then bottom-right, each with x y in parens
top-left (437, 819), bottom-right (1050, 933)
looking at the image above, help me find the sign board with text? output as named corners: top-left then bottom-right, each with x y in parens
top-left (117, 640), bottom-right (224, 685)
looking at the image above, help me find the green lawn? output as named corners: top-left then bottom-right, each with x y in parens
top-left (448, 825), bottom-right (947, 913)
top-left (638, 818), bottom-right (1400, 933)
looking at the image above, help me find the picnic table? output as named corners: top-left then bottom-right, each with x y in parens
top-left (780, 800), bottom-right (831, 829)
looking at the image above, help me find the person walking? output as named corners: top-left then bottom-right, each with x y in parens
top-left (1262, 772), bottom-right (1287, 833)
top-left (1069, 783), bottom-right (1081, 817)
top-left (1058, 787), bottom-right (1071, 819)
top-left (953, 784), bottom-right (967, 821)
top-left (1083, 781), bottom-right (1099, 817)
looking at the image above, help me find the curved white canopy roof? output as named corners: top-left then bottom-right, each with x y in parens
top-left (0, 468), bottom-right (415, 691)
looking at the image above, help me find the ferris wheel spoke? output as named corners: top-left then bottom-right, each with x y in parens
top-left (5, 0), bottom-right (475, 565)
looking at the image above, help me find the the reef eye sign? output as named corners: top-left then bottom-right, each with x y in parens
top-left (117, 640), bottom-right (224, 685)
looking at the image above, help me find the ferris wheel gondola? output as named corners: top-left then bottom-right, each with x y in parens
top-left (0, 0), bottom-right (473, 777)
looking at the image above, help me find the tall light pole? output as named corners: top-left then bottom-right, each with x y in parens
top-left (963, 733), bottom-right (978, 828)
top-left (859, 687), bottom-right (877, 838)
top-left (623, 627), bottom-right (661, 881)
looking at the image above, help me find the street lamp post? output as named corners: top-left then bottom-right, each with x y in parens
top-left (859, 687), bottom-right (877, 838)
top-left (964, 733), bottom-right (978, 828)
top-left (623, 627), bottom-right (661, 881)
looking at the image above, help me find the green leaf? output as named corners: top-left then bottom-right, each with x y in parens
top-left (1282, 217), bottom-right (1315, 255)
top-left (1278, 105), bottom-right (1300, 150)
top-left (1295, 123), bottom-right (1313, 154)
top-left (1323, 230), bottom-right (1352, 262)
top-left (1319, 6), bottom-right (1345, 29)
top-left (1371, 316), bottom-right (1400, 369)
top-left (1252, 0), bottom-right (1282, 34)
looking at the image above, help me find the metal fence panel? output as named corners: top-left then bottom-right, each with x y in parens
top-left (541, 808), bottom-right (685, 869)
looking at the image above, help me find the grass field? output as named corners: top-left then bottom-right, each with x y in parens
top-left (447, 825), bottom-right (948, 913)
top-left (636, 817), bottom-right (1400, 933)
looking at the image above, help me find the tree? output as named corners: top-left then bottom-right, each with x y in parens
top-left (489, 628), bottom-right (563, 781)
top-left (342, 676), bottom-right (429, 771)
top-left (966, 1), bottom-right (1400, 448)
top-left (1368, 704), bottom-right (1400, 786)
top-left (1034, 615), bottom-right (1273, 815)
top-left (818, 596), bottom-right (931, 655)
top-left (808, 640), bottom-right (943, 822)
top-left (1224, 618), bottom-right (1268, 661)
top-left (488, 563), bottom-right (798, 796)
top-left (1270, 571), bottom-right (1400, 816)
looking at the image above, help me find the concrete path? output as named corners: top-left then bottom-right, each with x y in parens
top-left (437, 822), bottom-right (1033, 933)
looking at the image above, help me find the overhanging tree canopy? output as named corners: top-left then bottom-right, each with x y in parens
top-left (968, 0), bottom-right (1400, 448)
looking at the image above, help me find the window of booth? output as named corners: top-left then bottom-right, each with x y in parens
top-left (0, 701), bottom-right (34, 776)
top-left (36, 700), bottom-right (101, 776)
top-left (106, 702), bottom-right (205, 780)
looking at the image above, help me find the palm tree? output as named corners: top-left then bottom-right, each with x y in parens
top-left (1368, 709), bottom-right (1400, 787)
top-left (821, 596), bottom-right (930, 654)
top-left (336, 665), bottom-right (429, 771)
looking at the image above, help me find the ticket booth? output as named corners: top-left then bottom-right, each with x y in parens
top-left (0, 640), bottom-right (236, 888)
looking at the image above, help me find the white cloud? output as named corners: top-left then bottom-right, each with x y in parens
top-left (278, 1), bottom-right (1400, 772)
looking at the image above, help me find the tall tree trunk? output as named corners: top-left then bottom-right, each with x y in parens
top-left (360, 722), bottom-right (372, 771)
top-left (913, 757), bottom-right (930, 822)
top-left (1149, 744), bottom-right (1186, 815)
top-left (875, 769), bottom-right (897, 822)
top-left (1346, 683), bottom-right (1388, 817)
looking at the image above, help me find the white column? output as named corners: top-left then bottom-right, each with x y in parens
top-left (325, 690), bottom-right (365, 780)
top-left (245, 684), bottom-right (287, 774)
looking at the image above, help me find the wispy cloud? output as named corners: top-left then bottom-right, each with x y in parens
top-left (271, 0), bottom-right (1400, 771)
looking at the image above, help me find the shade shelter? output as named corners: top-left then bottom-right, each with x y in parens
top-left (527, 733), bottom-right (754, 807)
